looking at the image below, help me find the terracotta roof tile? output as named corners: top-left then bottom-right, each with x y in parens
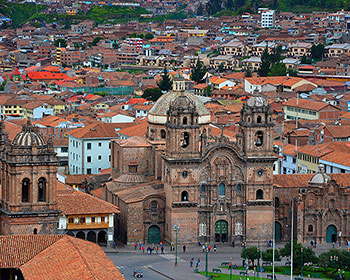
top-left (283, 97), bottom-right (335, 111)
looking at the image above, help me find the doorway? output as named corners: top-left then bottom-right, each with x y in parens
top-left (326, 225), bottom-right (337, 243)
top-left (215, 220), bottom-right (228, 243)
top-left (148, 225), bottom-right (160, 244)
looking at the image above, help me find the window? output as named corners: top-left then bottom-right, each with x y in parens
top-left (33, 228), bottom-right (37, 235)
top-left (236, 184), bottom-right (242, 192)
top-left (80, 217), bottom-right (85, 224)
top-left (257, 115), bottom-right (262, 123)
top-left (98, 142), bottom-right (102, 147)
top-left (87, 143), bottom-right (91, 150)
top-left (181, 191), bottom-right (188, 201)
top-left (68, 218), bottom-right (74, 223)
top-left (61, 147), bottom-right (68, 153)
top-left (22, 178), bottom-right (30, 202)
top-left (109, 155), bottom-right (111, 162)
top-left (182, 170), bottom-right (188, 178)
top-left (308, 225), bottom-right (313, 232)
top-left (129, 164), bottom-right (138, 173)
top-left (87, 156), bottom-right (91, 162)
top-left (38, 177), bottom-right (46, 202)
top-left (274, 197), bottom-right (280, 207)
top-left (181, 132), bottom-right (190, 148)
top-left (109, 142), bottom-right (111, 149)
top-left (87, 168), bottom-right (92, 174)
top-left (161, 129), bottom-right (166, 139)
top-left (201, 185), bottom-right (206, 192)
top-left (92, 217), bottom-right (95, 223)
top-left (219, 183), bottom-right (225, 196)
top-left (183, 117), bottom-right (188, 125)
top-left (151, 201), bottom-right (157, 212)
top-left (98, 155), bottom-right (101, 160)
top-left (255, 131), bottom-right (263, 147)
top-left (256, 189), bottom-right (264, 200)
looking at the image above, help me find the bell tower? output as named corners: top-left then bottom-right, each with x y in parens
top-left (239, 96), bottom-right (275, 244)
top-left (0, 121), bottom-right (59, 235)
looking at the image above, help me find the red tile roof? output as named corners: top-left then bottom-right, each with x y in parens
top-left (57, 191), bottom-right (120, 215)
top-left (283, 97), bottom-right (336, 111)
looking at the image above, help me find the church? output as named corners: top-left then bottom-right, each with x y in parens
top-left (104, 75), bottom-right (276, 245)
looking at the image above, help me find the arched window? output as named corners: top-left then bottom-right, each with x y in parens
top-left (161, 129), bottom-right (166, 139)
top-left (183, 117), bottom-right (188, 125)
top-left (308, 225), bottom-right (313, 232)
top-left (181, 132), bottom-right (190, 148)
top-left (257, 115), bottom-right (262, 123)
top-left (274, 197), bottom-right (280, 208)
top-left (236, 184), bottom-right (242, 192)
top-left (200, 185), bottom-right (206, 192)
top-left (256, 189), bottom-right (263, 200)
top-left (22, 178), bottom-right (30, 202)
top-left (38, 178), bottom-right (46, 202)
top-left (151, 201), bottom-right (157, 212)
top-left (181, 191), bottom-right (188, 201)
top-left (219, 183), bottom-right (225, 196)
top-left (255, 131), bottom-right (264, 147)
top-left (33, 228), bottom-right (37, 234)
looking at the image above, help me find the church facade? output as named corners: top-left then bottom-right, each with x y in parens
top-left (106, 76), bottom-right (276, 245)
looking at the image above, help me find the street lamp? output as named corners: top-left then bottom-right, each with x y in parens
top-left (173, 225), bottom-right (180, 266)
top-left (301, 247), bottom-right (303, 277)
top-left (257, 246), bottom-right (260, 278)
top-left (205, 245), bottom-right (208, 277)
top-left (330, 255), bottom-right (338, 280)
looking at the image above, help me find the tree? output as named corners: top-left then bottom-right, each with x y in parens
top-left (157, 67), bottom-right (173, 92)
top-left (301, 55), bottom-right (312, 64)
top-left (268, 62), bottom-right (287, 76)
top-left (92, 36), bottom-right (103, 46)
top-left (54, 38), bottom-right (67, 48)
top-left (288, 68), bottom-right (298, 77)
top-left (245, 68), bottom-right (252, 77)
top-left (270, 45), bottom-right (282, 64)
top-left (145, 32), bottom-right (154, 40)
top-left (241, 247), bottom-right (259, 266)
top-left (258, 46), bottom-right (271, 77)
top-left (262, 249), bottom-right (281, 262)
top-left (218, 62), bottom-right (225, 73)
top-left (191, 58), bottom-right (207, 83)
top-left (280, 242), bottom-right (317, 269)
top-left (203, 85), bottom-right (211, 97)
top-left (142, 87), bottom-right (163, 101)
top-left (225, 0), bottom-right (234, 10)
top-left (206, 0), bottom-right (221, 15)
top-left (112, 42), bottom-right (118, 49)
top-left (197, 4), bottom-right (203, 16)
top-left (311, 43), bottom-right (325, 60)
top-left (318, 249), bottom-right (350, 272)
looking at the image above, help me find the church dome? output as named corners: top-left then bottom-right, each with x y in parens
top-left (148, 91), bottom-right (210, 124)
top-left (12, 121), bottom-right (46, 147)
top-left (309, 164), bottom-right (331, 185)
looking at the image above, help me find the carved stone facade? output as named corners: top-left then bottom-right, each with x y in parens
top-left (0, 121), bottom-right (59, 235)
top-left (107, 77), bottom-right (276, 245)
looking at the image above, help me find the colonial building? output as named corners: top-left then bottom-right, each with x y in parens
top-left (104, 76), bottom-right (276, 245)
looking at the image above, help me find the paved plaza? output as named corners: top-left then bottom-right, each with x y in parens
top-left (105, 242), bottom-right (348, 280)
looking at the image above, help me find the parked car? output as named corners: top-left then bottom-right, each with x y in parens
top-left (133, 268), bottom-right (143, 278)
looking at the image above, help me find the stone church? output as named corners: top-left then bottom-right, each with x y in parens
top-left (104, 76), bottom-right (276, 245)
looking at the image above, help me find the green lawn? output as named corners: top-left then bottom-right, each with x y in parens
top-left (199, 271), bottom-right (268, 280)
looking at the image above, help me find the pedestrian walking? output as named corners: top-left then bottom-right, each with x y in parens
top-left (156, 246), bottom-right (159, 254)
top-left (208, 245), bottom-right (211, 252)
top-left (190, 258), bottom-right (194, 267)
top-left (139, 242), bottom-right (142, 250)
top-left (213, 244), bottom-right (217, 253)
top-left (134, 242), bottom-right (137, 250)
top-left (232, 240), bottom-right (235, 247)
top-left (339, 231), bottom-right (342, 247)
top-left (161, 246), bottom-right (164, 254)
top-left (113, 240), bottom-right (116, 249)
top-left (196, 258), bottom-right (201, 268)
top-left (183, 245), bottom-right (186, 253)
top-left (202, 245), bottom-right (205, 253)
top-left (142, 246), bottom-right (145, 253)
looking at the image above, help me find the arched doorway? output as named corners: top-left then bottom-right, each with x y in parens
top-left (76, 231), bottom-right (85, 240)
top-left (326, 225), bottom-right (337, 243)
top-left (66, 231), bottom-right (74, 237)
top-left (215, 220), bottom-right (228, 243)
top-left (274, 222), bottom-right (282, 242)
top-left (87, 231), bottom-right (96, 243)
top-left (148, 225), bottom-right (160, 244)
top-left (98, 231), bottom-right (107, 246)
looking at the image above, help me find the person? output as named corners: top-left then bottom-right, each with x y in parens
top-left (202, 245), bottom-right (205, 253)
top-left (213, 244), bottom-right (217, 253)
top-left (190, 258), bottom-right (194, 267)
top-left (232, 240), bottom-right (235, 247)
top-left (198, 241), bottom-right (201, 247)
top-left (314, 240), bottom-right (317, 248)
top-left (339, 231), bottom-right (342, 248)
top-left (139, 242), bottom-right (142, 250)
top-left (134, 242), bottom-right (137, 250)
top-left (156, 246), bottom-right (159, 254)
top-left (310, 240), bottom-right (314, 248)
top-left (171, 243), bottom-right (174, 251)
top-left (142, 246), bottom-right (145, 253)
top-left (196, 258), bottom-right (201, 268)
top-left (183, 245), bottom-right (186, 253)
top-left (161, 246), bottom-right (164, 254)
top-left (113, 240), bottom-right (116, 249)
top-left (208, 245), bottom-right (211, 252)
top-left (333, 242), bottom-right (335, 248)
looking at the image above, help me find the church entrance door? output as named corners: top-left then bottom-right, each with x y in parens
top-left (275, 222), bottom-right (282, 242)
top-left (326, 225), bottom-right (337, 243)
top-left (148, 225), bottom-right (160, 244)
top-left (215, 220), bottom-right (228, 243)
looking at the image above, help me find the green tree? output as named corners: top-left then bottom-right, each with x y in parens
top-left (301, 55), bottom-right (312, 64)
top-left (270, 45), bottom-right (282, 64)
top-left (157, 67), bottom-right (173, 92)
top-left (141, 87), bottom-right (163, 101)
top-left (203, 85), bottom-right (211, 96)
top-left (112, 42), bottom-right (119, 49)
top-left (218, 62), bottom-right (225, 73)
top-left (268, 62), bottom-right (287, 76)
top-left (241, 247), bottom-right (259, 266)
top-left (280, 242), bottom-right (317, 269)
top-left (54, 38), bottom-right (67, 48)
top-left (138, 33), bottom-right (144, 39)
top-left (191, 58), bottom-right (207, 83)
top-left (245, 68), bottom-right (252, 77)
top-left (225, 0), bottom-right (234, 10)
top-left (197, 4), bottom-right (203, 16)
top-left (206, 0), bottom-right (221, 15)
top-left (311, 43), bottom-right (325, 60)
top-left (145, 32), bottom-right (154, 40)
top-left (92, 36), bottom-right (103, 46)
top-left (288, 68), bottom-right (298, 76)
top-left (262, 249), bottom-right (281, 262)
top-left (318, 249), bottom-right (350, 271)
top-left (258, 46), bottom-right (271, 77)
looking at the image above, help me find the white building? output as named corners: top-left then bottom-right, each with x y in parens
top-left (261, 10), bottom-right (275, 28)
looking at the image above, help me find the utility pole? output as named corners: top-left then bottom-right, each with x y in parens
top-left (272, 197), bottom-right (275, 280)
top-left (291, 199), bottom-right (294, 280)
top-left (173, 225), bottom-right (180, 266)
